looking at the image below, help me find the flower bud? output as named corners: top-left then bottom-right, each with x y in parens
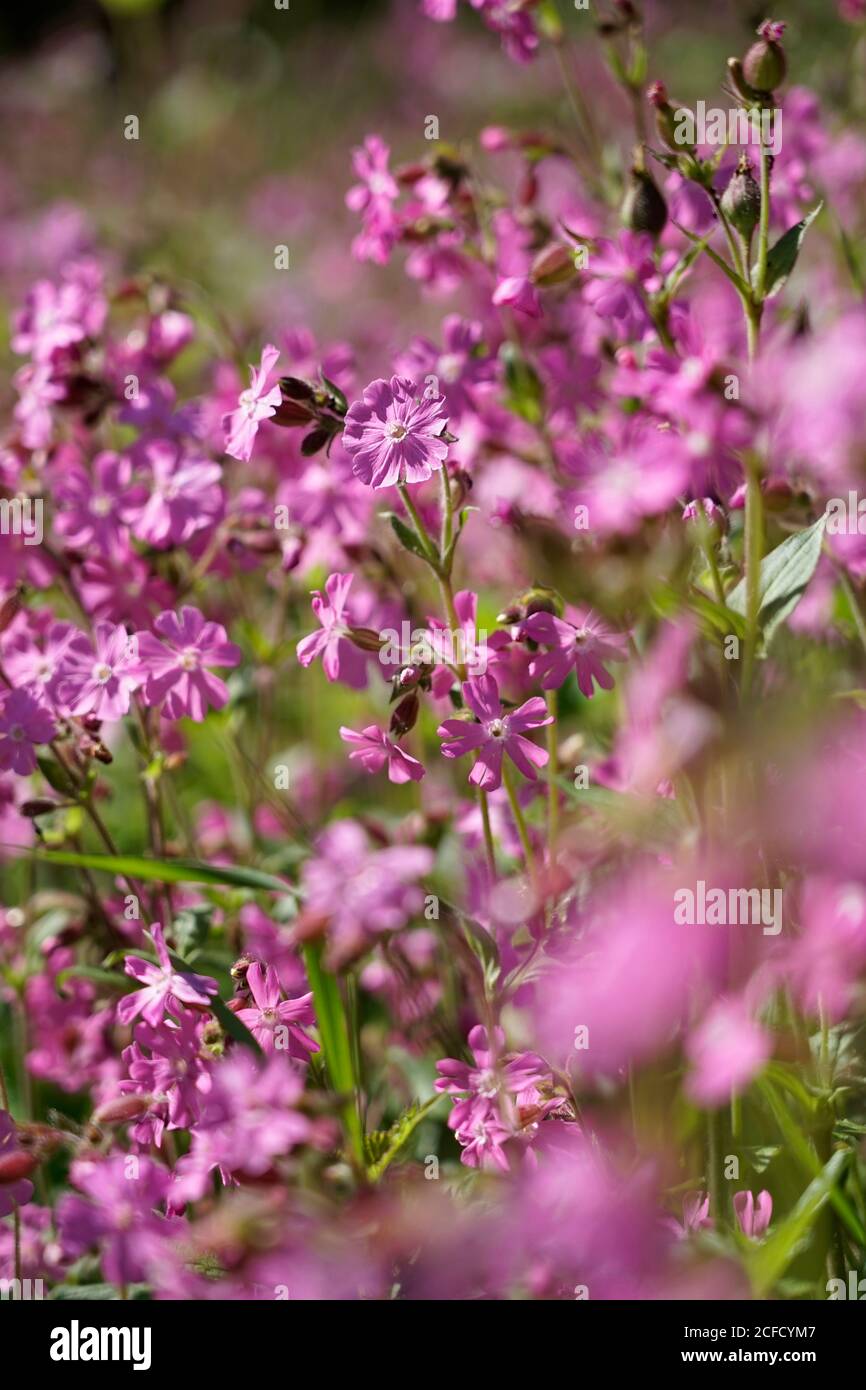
top-left (721, 155), bottom-right (761, 238)
top-left (390, 692), bottom-right (420, 736)
top-left (647, 81), bottom-right (691, 154)
top-left (742, 20), bottom-right (787, 93)
top-left (0, 1149), bottom-right (39, 1184)
top-left (93, 1095), bottom-right (153, 1124)
top-left (346, 626), bottom-right (386, 653)
top-left (19, 798), bottom-right (59, 818)
top-left (521, 586), bottom-right (564, 619)
top-left (530, 242), bottom-right (578, 287)
top-left (726, 58), bottom-right (766, 105)
top-left (622, 165), bottom-right (667, 237)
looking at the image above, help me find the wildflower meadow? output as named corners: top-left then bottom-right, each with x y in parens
top-left (1, 0), bottom-right (866, 1342)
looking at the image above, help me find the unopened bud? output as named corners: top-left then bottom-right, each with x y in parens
top-left (530, 242), bottom-right (578, 287)
top-left (743, 20), bottom-right (787, 93)
top-left (19, 798), bottom-right (59, 818)
top-left (721, 155), bottom-right (761, 238)
top-left (390, 692), bottom-right (420, 737)
top-left (621, 163), bottom-right (667, 237)
top-left (0, 1150), bottom-right (39, 1183)
top-left (647, 81), bottom-right (690, 154)
top-left (93, 1094), bottom-right (153, 1124)
top-left (346, 626), bottom-right (386, 652)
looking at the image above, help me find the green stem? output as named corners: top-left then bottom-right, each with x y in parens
top-left (545, 688), bottom-right (559, 863)
top-left (756, 137), bottom-right (772, 303)
top-left (397, 482), bottom-right (440, 571)
top-left (303, 942), bottom-right (365, 1169)
top-left (502, 760), bottom-right (538, 887)
top-left (741, 458), bottom-right (764, 699)
top-left (478, 786), bottom-right (497, 880)
top-left (439, 465), bottom-right (454, 568)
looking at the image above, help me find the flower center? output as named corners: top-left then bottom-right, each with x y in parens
top-left (488, 718), bottom-right (506, 739)
top-left (7, 723), bottom-right (25, 742)
top-left (90, 495), bottom-right (112, 517)
top-left (261, 1007), bottom-right (278, 1026)
top-left (93, 662), bottom-right (113, 684)
top-left (179, 649), bottom-right (200, 671)
top-left (386, 421), bottom-right (409, 442)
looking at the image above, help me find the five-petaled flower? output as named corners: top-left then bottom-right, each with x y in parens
top-left (235, 962), bottom-right (319, 1059)
top-left (223, 342), bottom-right (283, 462)
top-left (117, 923), bottom-right (218, 1029)
top-left (437, 673), bottom-right (551, 790)
top-left (137, 606), bottom-right (241, 721)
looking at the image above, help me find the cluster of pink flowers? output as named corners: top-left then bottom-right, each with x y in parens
top-left (1, 6), bottom-right (866, 1306)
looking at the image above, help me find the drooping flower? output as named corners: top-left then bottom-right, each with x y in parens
top-left (235, 963), bottom-right (319, 1059)
top-left (492, 274), bottom-right (542, 318)
top-left (339, 724), bottom-right (426, 783)
top-left (296, 572), bottom-right (369, 689)
top-left (223, 343), bottom-right (283, 462)
top-left (117, 923), bottom-right (218, 1028)
top-left (137, 606), bottom-right (241, 721)
top-left (522, 607), bottom-right (628, 697)
top-left (0, 689), bottom-right (56, 775)
top-left (342, 376), bottom-right (449, 489)
top-left (438, 673), bottom-right (551, 791)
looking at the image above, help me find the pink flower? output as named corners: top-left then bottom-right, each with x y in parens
top-left (665, 1191), bottom-right (712, 1240)
top-left (137, 606), bottom-right (241, 721)
top-left (58, 1154), bottom-right (171, 1286)
top-left (340, 725), bottom-right (426, 782)
top-left (436, 1026), bottom-right (557, 1171)
top-left (131, 439), bottom-right (223, 548)
top-left (11, 266), bottom-right (106, 362)
top-left (492, 275), bottom-right (542, 318)
top-left (342, 376), bottom-right (450, 489)
top-left (223, 343), bottom-right (282, 462)
top-left (685, 998), bottom-right (772, 1106)
top-left (0, 689), bottom-right (56, 775)
top-left (58, 622), bottom-right (144, 722)
top-left (117, 923), bottom-right (218, 1028)
top-left (296, 572), bottom-right (368, 689)
top-left (346, 136), bottom-right (401, 265)
top-left (235, 963), bottom-right (319, 1059)
top-left (582, 232), bottom-right (656, 341)
top-left (438, 673), bottom-right (551, 791)
top-left (734, 1190), bottom-right (773, 1239)
top-left (522, 607), bottom-right (628, 696)
top-left (53, 451), bottom-right (145, 555)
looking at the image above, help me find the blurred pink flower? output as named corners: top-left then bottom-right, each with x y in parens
top-left (223, 343), bottom-right (282, 462)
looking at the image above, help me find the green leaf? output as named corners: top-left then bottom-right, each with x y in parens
top-left (747, 1150), bottom-right (849, 1296)
top-left (55, 965), bottom-right (137, 994)
top-left (388, 513), bottom-right (432, 562)
top-left (36, 755), bottom-right (76, 797)
top-left (499, 343), bottom-right (544, 425)
top-left (365, 1095), bottom-right (444, 1181)
top-left (672, 221), bottom-right (751, 299)
top-left (757, 202), bottom-right (823, 300)
top-left (726, 515), bottom-right (826, 647)
top-left (174, 904), bottom-right (213, 958)
top-left (32, 848), bottom-right (296, 896)
top-left (49, 1282), bottom-right (151, 1300)
top-left (302, 942), bottom-right (364, 1164)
